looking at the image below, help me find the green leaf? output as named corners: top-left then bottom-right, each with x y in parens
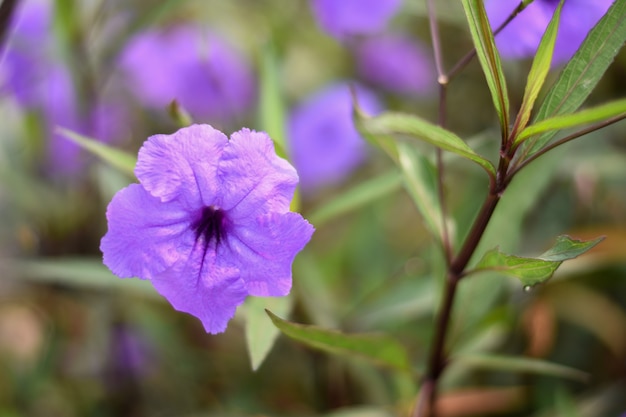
top-left (516, 98), bottom-right (626, 143)
top-left (57, 128), bottom-right (137, 177)
top-left (308, 170), bottom-right (403, 226)
top-left (397, 143), bottom-right (451, 245)
top-left (537, 235), bottom-right (605, 262)
top-left (355, 110), bottom-right (496, 177)
top-left (454, 354), bottom-right (588, 382)
top-left (513, 0), bottom-right (562, 135)
top-left (244, 296), bottom-right (293, 371)
top-left (475, 235), bottom-right (604, 287)
top-left (167, 100), bottom-right (193, 127)
top-left (461, 0), bottom-right (510, 139)
top-left (266, 310), bottom-right (411, 371)
top-left (522, 0), bottom-right (626, 156)
top-left (258, 43), bottom-right (288, 159)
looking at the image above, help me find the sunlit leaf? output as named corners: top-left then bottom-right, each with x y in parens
top-left (475, 235), bottom-right (604, 287)
top-left (244, 296), bottom-right (293, 371)
top-left (355, 110), bottom-right (496, 177)
top-left (461, 0), bottom-right (510, 139)
top-left (57, 128), bottom-right (137, 177)
top-left (522, 0), bottom-right (626, 156)
top-left (513, 1), bottom-right (562, 135)
top-left (266, 310), bottom-right (411, 371)
top-left (454, 354), bottom-right (588, 381)
top-left (516, 98), bottom-right (626, 144)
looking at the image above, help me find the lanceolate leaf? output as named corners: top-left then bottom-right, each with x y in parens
top-left (245, 296), bottom-right (293, 371)
top-left (522, 0), bottom-right (626, 156)
top-left (513, 0), bottom-right (562, 135)
top-left (516, 98), bottom-right (626, 143)
top-left (259, 43), bottom-right (288, 158)
top-left (266, 310), bottom-right (411, 372)
top-left (58, 128), bottom-right (137, 177)
top-left (461, 0), bottom-right (510, 139)
top-left (475, 235), bottom-right (604, 287)
top-left (355, 110), bottom-right (496, 177)
top-left (455, 354), bottom-right (588, 382)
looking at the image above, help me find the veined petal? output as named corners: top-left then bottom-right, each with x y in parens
top-left (150, 243), bottom-right (247, 334)
top-left (101, 184), bottom-right (193, 279)
top-left (135, 124), bottom-right (228, 208)
top-left (218, 129), bottom-right (298, 218)
top-left (227, 212), bottom-right (315, 297)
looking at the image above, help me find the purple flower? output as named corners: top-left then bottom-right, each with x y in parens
top-left (288, 83), bottom-right (382, 191)
top-left (117, 26), bottom-right (256, 122)
top-left (486, 0), bottom-right (613, 65)
top-left (355, 34), bottom-right (435, 96)
top-left (101, 125), bottom-right (314, 334)
top-left (311, 0), bottom-right (403, 39)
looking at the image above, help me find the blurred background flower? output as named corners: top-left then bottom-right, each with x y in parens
top-left (486, 0), bottom-right (614, 65)
top-left (288, 83), bottom-right (382, 192)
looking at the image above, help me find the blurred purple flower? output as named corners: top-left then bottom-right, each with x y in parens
top-left (311, 0), bottom-right (403, 39)
top-left (486, 0), bottom-right (613, 65)
top-left (355, 34), bottom-right (435, 96)
top-left (288, 83), bottom-right (382, 191)
top-left (101, 124), bottom-right (314, 334)
top-left (117, 26), bottom-right (256, 122)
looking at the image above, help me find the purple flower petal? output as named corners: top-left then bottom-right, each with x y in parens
top-left (135, 124), bottom-right (228, 208)
top-left (486, 0), bottom-right (613, 65)
top-left (101, 184), bottom-right (191, 279)
top-left (101, 124), bottom-right (314, 333)
top-left (355, 34), bottom-right (435, 95)
top-left (218, 129), bottom-right (298, 219)
top-left (288, 83), bottom-right (382, 191)
top-left (311, 0), bottom-right (403, 39)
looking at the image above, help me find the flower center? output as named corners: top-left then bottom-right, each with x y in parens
top-left (192, 206), bottom-right (227, 247)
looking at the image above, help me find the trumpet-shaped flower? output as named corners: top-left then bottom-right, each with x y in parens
top-left (486, 0), bottom-right (613, 65)
top-left (101, 125), bottom-right (314, 334)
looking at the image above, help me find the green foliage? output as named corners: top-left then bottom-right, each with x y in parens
top-left (266, 310), bottom-right (411, 372)
top-left (461, 0), bottom-right (510, 139)
top-left (474, 235), bottom-right (604, 287)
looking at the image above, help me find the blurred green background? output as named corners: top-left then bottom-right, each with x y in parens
top-left (0, 0), bottom-right (625, 416)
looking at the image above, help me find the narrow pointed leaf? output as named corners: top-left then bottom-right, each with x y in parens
top-left (245, 296), bottom-right (293, 371)
top-left (461, 0), bottom-right (510, 139)
top-left (475, 235), bottom-right (604, 287)
top-left (308, 170), bottom-right (403, 226)
top-left (516, 98), bottom-right (626, 143)
top-left (514, 1), bottom-right (562, 134)
top-left (353, 99), bottom-right (400, 164)
top-left (523, 0), bottom-right (626, 156)
top-left (258, 43), bottom-right (288, 158)
top-left (57, 128), bottom-right (137, 177)
top-left (266, 310), bottom-right (411, 371)
top-left (356, 110), bottom-right (496, 177)
top-left (455, 354), bottom-right (588, 382)
top-left (397, 143), bottom-right (451, 245)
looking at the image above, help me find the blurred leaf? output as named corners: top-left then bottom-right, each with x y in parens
top-left (455, 354), bottom-right (588, 382)
top-left (308, 170), bottom-right (403, 226)
top-left (266, 310), bottom-right (411, 372)
top-left (244, 295), bottom-right (293, 371)
top-left (461, 0), bottom-right (510, 139)
top-left (523, 0), bottom-right (626, 156)
top-left (258, 43), bottom-right (288, 159)
top-left (353, 97), bottom-right (400, 163)
top-left (516, 98), bottom-right (626, 144)
top-left (167, 100), bottom-right (193, 127)
top-left (5, 258), bottom-right (156, 297)
top-left (324, 406), bottom-right (396, 417)
top-left (475, 235), bottom-right (604, 287)
top-left (397, 143), bottom-right (451, 246)
top-left (57, 128), bottom-right (137, 177)
top-left (355, 110), bottom-right (496, 177)
top-left (514, 0), bottom-right (562, 134)
top-left (555, 387), bottom-right (582, 417)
